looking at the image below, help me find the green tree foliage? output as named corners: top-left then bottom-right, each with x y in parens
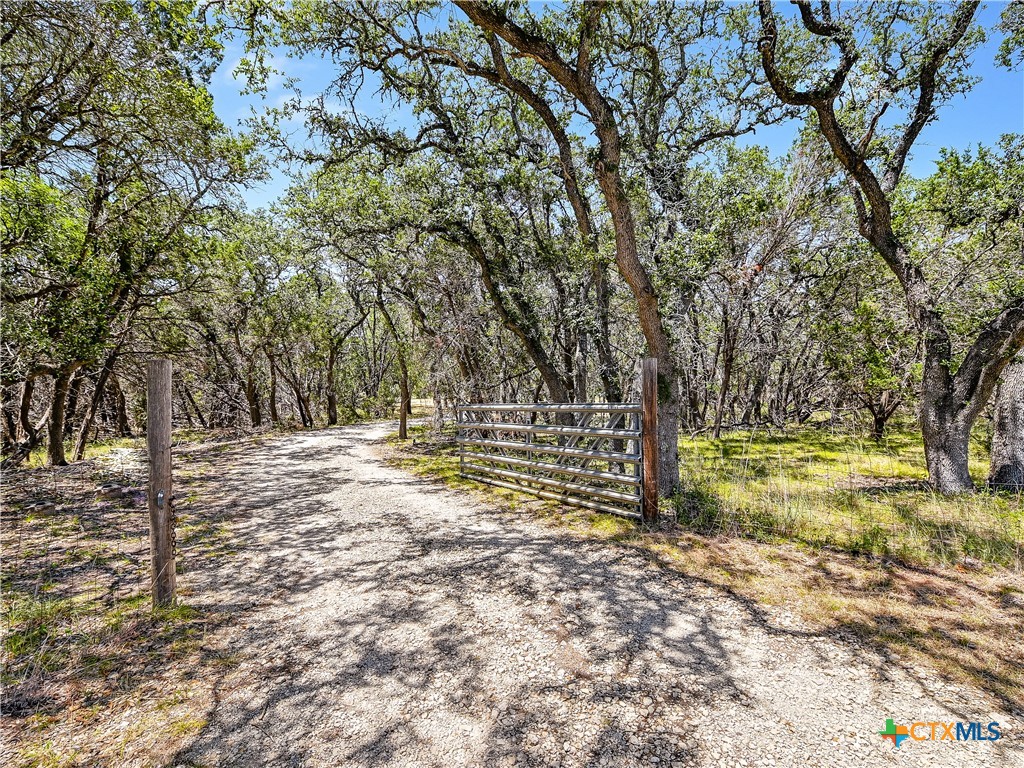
top-left (758, 0), bottom-right (1024, 492)
top-left (3, 1), bottom-right (1020, 500)
top-left (1, 0), bottom-right (251, 465)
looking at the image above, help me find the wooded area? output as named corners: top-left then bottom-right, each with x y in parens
top-left (3, 0), bottom-right (1023, 499)
top-left (3, 5), bottom-right (1024, 762)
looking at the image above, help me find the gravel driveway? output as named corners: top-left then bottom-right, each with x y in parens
top-left (173, 424), bottom-right (1021, 768)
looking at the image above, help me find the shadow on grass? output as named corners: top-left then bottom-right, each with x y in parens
top-left (673, 476), bottom-right (1021, 569)
top-left (0, 440), bottom-right (251, 765)
top-left (887, 502), bottom-right (1023, 567)
top-left (397, 430), bottom-right (1024, 719)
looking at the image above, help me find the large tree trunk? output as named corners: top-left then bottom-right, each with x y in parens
top-left (301, 387), bottom-right (314, 427)
top-left (244, 374), bottom-right (262, 428)
top-left (73, 351), bottom-right (118, 461)
top-left (909, 270), bottom-right (982, 493)
top-left (989, 357), bottom-right (1024, 491)
top-left (921, 414), bottom-right (974, 494)
top-left (474, 35), bottom-right (623, 405)
top-left (914, 308), bottom-right (1019, 494)
top-left (47, 366), bottom-right (78, 466)
top-left (326, 391), bottom-right (339, 426)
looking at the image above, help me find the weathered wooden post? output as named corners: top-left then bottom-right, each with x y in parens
top-left (147, 359), bottom-right (175, 608)
top-left (641, 357), bottom-right (660, 526)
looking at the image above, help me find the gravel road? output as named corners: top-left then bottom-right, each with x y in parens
top-left (173, 423), bottom-right (1021, 768)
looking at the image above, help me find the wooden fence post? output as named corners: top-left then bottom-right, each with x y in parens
top-left (641, 357), bottom-right (659, 526)
top-left (147, 359), bottom-right (175, 608)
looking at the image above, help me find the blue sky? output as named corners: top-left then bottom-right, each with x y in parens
top-left (208, 3), bottom-right (1024, 210)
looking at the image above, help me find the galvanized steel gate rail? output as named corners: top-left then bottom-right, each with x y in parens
top-left (456, 403), bottom-right (643, 518)
top-left (456, 359), bottom-right (661, 522)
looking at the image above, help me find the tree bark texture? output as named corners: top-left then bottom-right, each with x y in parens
top-left (47, 366), bottom-right (79, 466)
top-left (455, 1), bottom-right (681, 493)
top-left (989, 357), bottom-right (1024, 491)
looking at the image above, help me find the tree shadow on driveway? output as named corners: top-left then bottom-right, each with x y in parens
top-left (166, 425), bottom-right (1021, 768)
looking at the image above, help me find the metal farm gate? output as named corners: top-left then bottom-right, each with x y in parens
top-left (456, 359), bottom-right (660, 523)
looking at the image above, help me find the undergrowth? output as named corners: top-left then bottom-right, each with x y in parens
top-left (677, 427), bottom-right (1022, 568)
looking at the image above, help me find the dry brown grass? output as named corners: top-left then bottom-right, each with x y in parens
top-left (0, 438), bottom-right (244, 768)
top-left (633, 530), bottom-right (1023, 713)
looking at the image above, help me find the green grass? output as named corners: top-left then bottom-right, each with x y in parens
top-left (678, 426), bottom-right (1022, 567)
top-left (21, 436), bottom-right (142, 468)
top-left (2, 590), bottom-right (211, 684)
top-left (388, 425), bottom-right (465, 481)
top-left (393, 423), bottom-right (1021, 568)
top-left (13, 742), bottom-right (80, 768)
top-left (386, 424), bottom-right (533, 509)
top-left (2, 595), bottom-right (82, 670)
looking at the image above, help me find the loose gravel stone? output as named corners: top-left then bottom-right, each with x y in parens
top-left (177, 424), bottom-right (1023, 768)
